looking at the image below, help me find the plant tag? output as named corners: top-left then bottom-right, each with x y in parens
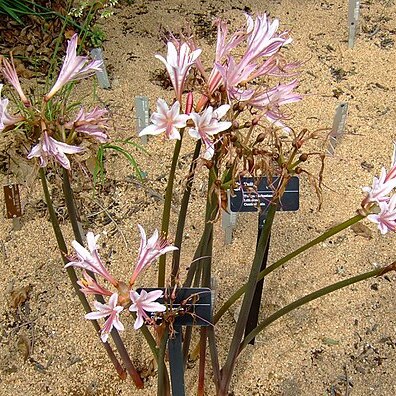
top-left (135, 96), bottom-right (150, 144)
top-left (230, 177), bottom-right (299, 213)
top-left (4, 184), bottom-right (22, 218)
top-left (348, 0), bottom-right (360, 48)
top-left (90, 48), bottom-right (111, 88)
top-left (136, 287), bottom-right (212, 326)
top-left (328, 102), bottom-right (348, 156)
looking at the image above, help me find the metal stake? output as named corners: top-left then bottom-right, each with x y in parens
top-left (135, 96), bottom-right (150, 144)
top-left (348, 0), bottom-right (360, 48)
top-left (90, 48), bottom-right (111, 89)
top-left (328, 102), bottom-right (348, 156)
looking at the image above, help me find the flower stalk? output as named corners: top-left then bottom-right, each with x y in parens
top-left (240, 265), bottom-right (392, 350)
top-left (171, 140), bottom-right (202, 285)
top-left (61, 168), bottom-right (144, 388)
top-left (39, 168), bottom-right (126, 379)
top-left (158, 132), bottom-right (184, 286)
top-left (214, 213), bottom-right (365, 324)
top-left (157, 327), bottom-right (171, 396)
top-left (219, 203), bottom-right (276, 395)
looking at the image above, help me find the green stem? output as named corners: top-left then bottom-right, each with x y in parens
top-left (208, 326), bottom-right (221, 390)
top-left (39, 168), bottom-right (126, 379)
top-left (240, 267), bottom-right (383, 350)
top-left (61, 168), bottom-right (144, 388)
top-left (130, 313), bottom-right (159, 360)
top-left (62, 168), bottom-right (83, 244)
top-left (158, 135), bottom-right (183, 287)
top-left (171, 140), bottom-right (201, 285)
top-left (157, 327), bottom-right (170, 396)
top-left (219, 204), bottom-right (276, 394)
top-left (197, 327), bottom-right (207, 396)
top-left (214, 214), bottom-right (364, 324)
top-left (183, 226), bottom-right (212, 287)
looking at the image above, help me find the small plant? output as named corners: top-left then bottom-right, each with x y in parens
top-left (1, 33), bottom-right (145, 387)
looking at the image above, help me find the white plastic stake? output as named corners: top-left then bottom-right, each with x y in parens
top-left (222, 191), bottom-right (238, 244)
top-left (328, 102), bottom-right (348, 156)
top-left (90, 48), bottom-right (111, 89)
top-left (135, 96), bottom-right (150, 145)
top-left (348, 0), bottom-right (360, 48)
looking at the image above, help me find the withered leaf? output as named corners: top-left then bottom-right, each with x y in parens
top-left (17, 334), bottom-right (31, 361)
top-left (9, 284), bottom-right (32, 309)
top-left (351, 223), bottom-right (373, 240)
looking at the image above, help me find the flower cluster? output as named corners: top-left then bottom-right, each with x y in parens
top-left (0, 34), bottom-right (107, 171)
top-left (66, 226), bottom-right (177, 342)
top-left (139, 12), bottom-right (303, 173)
top-left (363, 158), bottom-right (396, 234)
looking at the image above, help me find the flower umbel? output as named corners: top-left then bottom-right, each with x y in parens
top-left (85, 293), bottom-right (124, 342)
top-left (129, 225), bottom-right (178, 285)
top-left (27, 131), bottom-right (83, 170)
top-left (129, 289), bottom-right (166, 330)
top-left (45, 34), bottom-right (102, 101)
top-left (66, 232), bottom-right (118, 287)
top-left (139, 98), bottom-right (190, 140)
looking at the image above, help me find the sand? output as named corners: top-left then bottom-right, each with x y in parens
top-left (1, 0), bottom-right (396, 395)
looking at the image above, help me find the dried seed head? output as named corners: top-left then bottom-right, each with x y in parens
top-left (254, 133), bottom-right (266, 144)
top-left (295, 166), bottom-right (303, 174)
top-left (232, 120), bottom-right (240, 130)
top-left (299, 153), bottom-right (308, 162)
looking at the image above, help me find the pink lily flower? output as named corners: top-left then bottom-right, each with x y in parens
top-left (0, 56), bottom-right (30, 106)
top-left (205, 19), bottom-right (246, 95)
top-left (0, 84), bottom-right (23, 131)
top-left (139, 98), bottom-right (190, 140)
top-left (129, 289), bottom-right (166, 330)
top-left (27, 131), bottom-right (83, 170)
top-left (85, 293), bottom-right (124, 342)
top-left (213, 14), bottom-right (293, 105)
top-left (367, 195), bottom-right (396, 234)
top-left (189, 104), bottom-right (232, 159)
top-left (45, 34), bottom-right (102, 101)
top-left (66, 231), bottom-right (118, 287)
top-left (77, 270), bottom-right (113, 297)
top-left (65, 106), bottom-right (109, 143)
top-left (155, 41), bottom-right (201, 101)
top-left (129, 225), bottom-right (178, 286)
top-left (243, 14), bottom-right (292, 64)
top-left (247, 80), bottom-right (302, 109)
top-left (362, 165), bottom-right (396, 206)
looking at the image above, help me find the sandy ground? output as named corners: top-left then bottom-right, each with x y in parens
top-left (1, 0), bottom-right (396, 395)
